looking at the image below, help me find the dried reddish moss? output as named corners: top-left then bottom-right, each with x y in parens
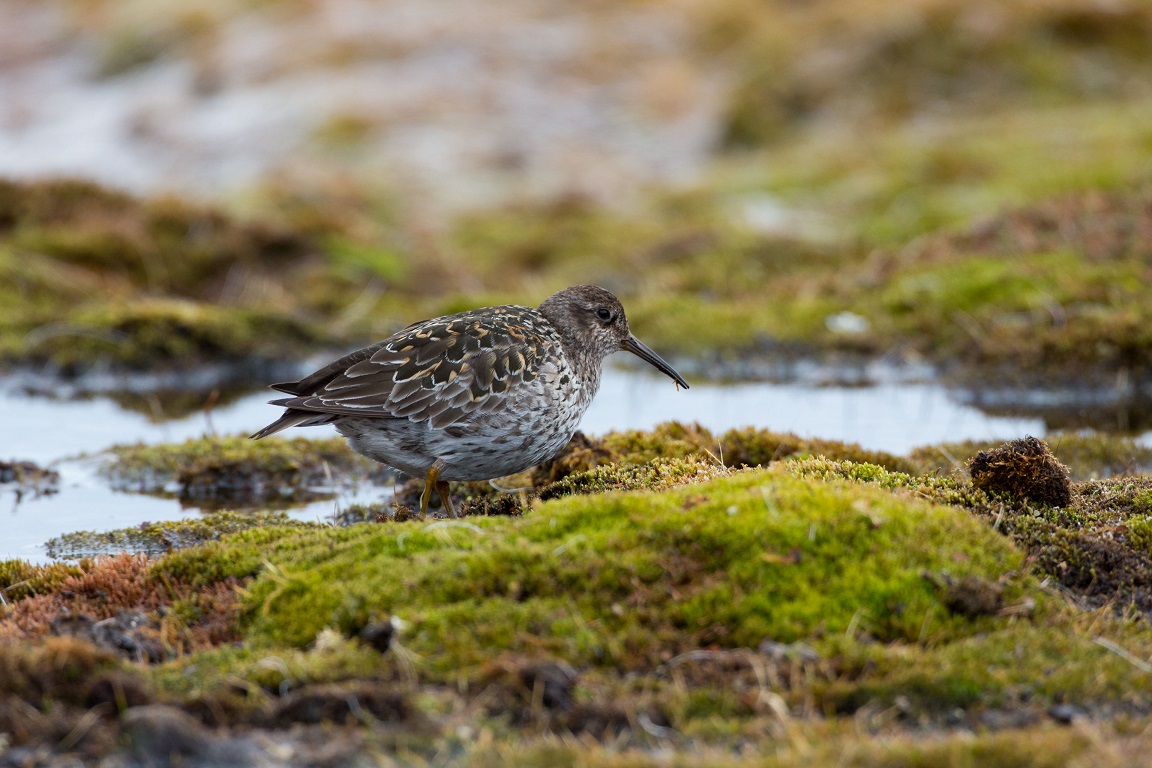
top-left (0, 553), bottom-right (244, 655)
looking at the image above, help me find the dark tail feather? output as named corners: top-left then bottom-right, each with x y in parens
top-left (270, 381), bottom-right (305, 396)
top-left (269, 341), bottom-right (389, 398)
top-left (250, 409), bottom-right (334, 440)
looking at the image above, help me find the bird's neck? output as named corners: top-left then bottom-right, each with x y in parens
top-left (537, 303), bottom-right (606, 398)
top-left (549, 323), bottom-right (605, 400)
top-left (569, 341), bottom-right (604, 395)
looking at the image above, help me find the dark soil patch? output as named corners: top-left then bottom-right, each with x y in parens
top-left (253, 683), bottom-right (419, 729)
top-left (926, 573), bottom-right (1006, 618)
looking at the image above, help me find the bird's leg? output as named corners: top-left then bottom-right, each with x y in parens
top-left (435, 479), bottom-right (456, 519)
top-left (420, 460), bottom-right (455, 520)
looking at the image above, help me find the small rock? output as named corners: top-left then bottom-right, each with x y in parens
top-left (0, 459), bottom-right (59, 497)
top-left (978, 707), bottom-right (1040, 731)
top-left (824, 311), bottom-right (871, 335)
top-left (121, 705), bottom-right (221, 764)
top-left (518, 661), bottom-right (578, 711)
top-left (1049, 703), bottom-right (1088, 724)
top-left (758, 640), bottom-right (820, 663)
top-left (358, 620), bottom-right (394, 653)
top-left (49, 611), bottom-right (167, 663)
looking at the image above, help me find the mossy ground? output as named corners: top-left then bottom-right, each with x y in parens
top-left (5, 430), bottom-right (1152, 764)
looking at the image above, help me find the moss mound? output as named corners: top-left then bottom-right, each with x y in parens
top-left (171, 468), bottom-right (1026, 666)
top-left (104, 433), bottom-right (384, 508)
top-left (43, 511), bottom-right (314, 560)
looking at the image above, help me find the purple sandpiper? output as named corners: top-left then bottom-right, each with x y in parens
top-left (251, 284), bottom-right (688, 518)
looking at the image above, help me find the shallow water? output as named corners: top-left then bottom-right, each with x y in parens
top-left (1, 365), bottom-right (1144, 563)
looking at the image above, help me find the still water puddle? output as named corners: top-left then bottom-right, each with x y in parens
top-left (1, 365), bottom-right (1145, 562)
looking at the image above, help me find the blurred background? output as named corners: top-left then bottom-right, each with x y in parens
top-left (4, 0), bottom-right (1152, 370)
top-left (3, 0), bottom-right (1151, 374)
top-left (3, 0), bottom-right (1152, 557)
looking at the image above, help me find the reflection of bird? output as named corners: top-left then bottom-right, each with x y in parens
top-left (251, 285), bottom-right (689, 518)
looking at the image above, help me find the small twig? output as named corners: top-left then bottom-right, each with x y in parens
top-left (845, 608), bottom-right (863, 639)
top-left (488, 477), bottom-right (530, 493)
top-left (202, 388), bottom-right (220, 437)
top-left (421, 520), bottom-right (485, 535)
top-left (935, 443), bottom-right (965, 474)
top-left (638, 711), bottom-right (676, 739)
top-left (1094, 635), bottom-right (1152, 673)
top-left (57, 703), bottom-right (112, 751)
top-left (552, 533), bottom-right (588, 556)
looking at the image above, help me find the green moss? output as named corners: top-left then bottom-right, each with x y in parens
top-left (539, 457), bottom-right (730, 500)
top-left (0, 178), bottom-right (349, 371)
top-left (10, 443), bottom-right (1144, 755)
top-left (0, 636), bottom-right (125, 701)
top-left (312, 114), bottom-right (379, 149)
top-left (147, 635), bottom-right (393, 700)
top-left (467, 728), bottom-right (1098, 768)
top-left (1128, 516), bottom-right (1152, 556)
top-left (0, 559), bottom-right (84, 602)
top-left (599, 422), bottom-right (721, 463)
top-left (553, 422), bottom-right (913, 475)
top-left (151, 525), bottom-right (303, 589)
top-left (226, 469), bottom-right (1024, 675)
top-left (25, 299), bottom-right (324, 370)
top-left (719, 427), bottom-right (916, 474)
top-left (863, 252), bottom-right (1152, 369)
top-left (5, 173), bottom-right (1152, 381)
top-left (324, 235), bottom-right (408, 283)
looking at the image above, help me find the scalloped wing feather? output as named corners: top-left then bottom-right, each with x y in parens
top-left (268, 307), bottom-right (549, 429)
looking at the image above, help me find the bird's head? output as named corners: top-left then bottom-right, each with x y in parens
top-left (539, 285), bottom-right (689, 390)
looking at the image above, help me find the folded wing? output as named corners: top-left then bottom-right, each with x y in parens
top-left (256, 309), bottom-right (546, 436)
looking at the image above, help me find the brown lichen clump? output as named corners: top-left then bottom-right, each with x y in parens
top-left (967, 436), bottom-right (1072, 507)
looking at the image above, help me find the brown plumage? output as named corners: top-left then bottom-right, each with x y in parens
top-left (251, 285), bottom-right (688, 517)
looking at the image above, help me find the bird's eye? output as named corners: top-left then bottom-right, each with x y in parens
top-left (596, 307), bottom-right (613, 323)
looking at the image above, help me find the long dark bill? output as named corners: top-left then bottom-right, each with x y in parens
top-left (622, 335), bottom-right (690, 390)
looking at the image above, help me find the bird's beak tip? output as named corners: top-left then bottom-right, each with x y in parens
top-left (622, 335), bottom-right (689, 392)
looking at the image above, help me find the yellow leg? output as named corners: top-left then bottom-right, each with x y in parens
top-left (420, 460), bottom-right (456, 519)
